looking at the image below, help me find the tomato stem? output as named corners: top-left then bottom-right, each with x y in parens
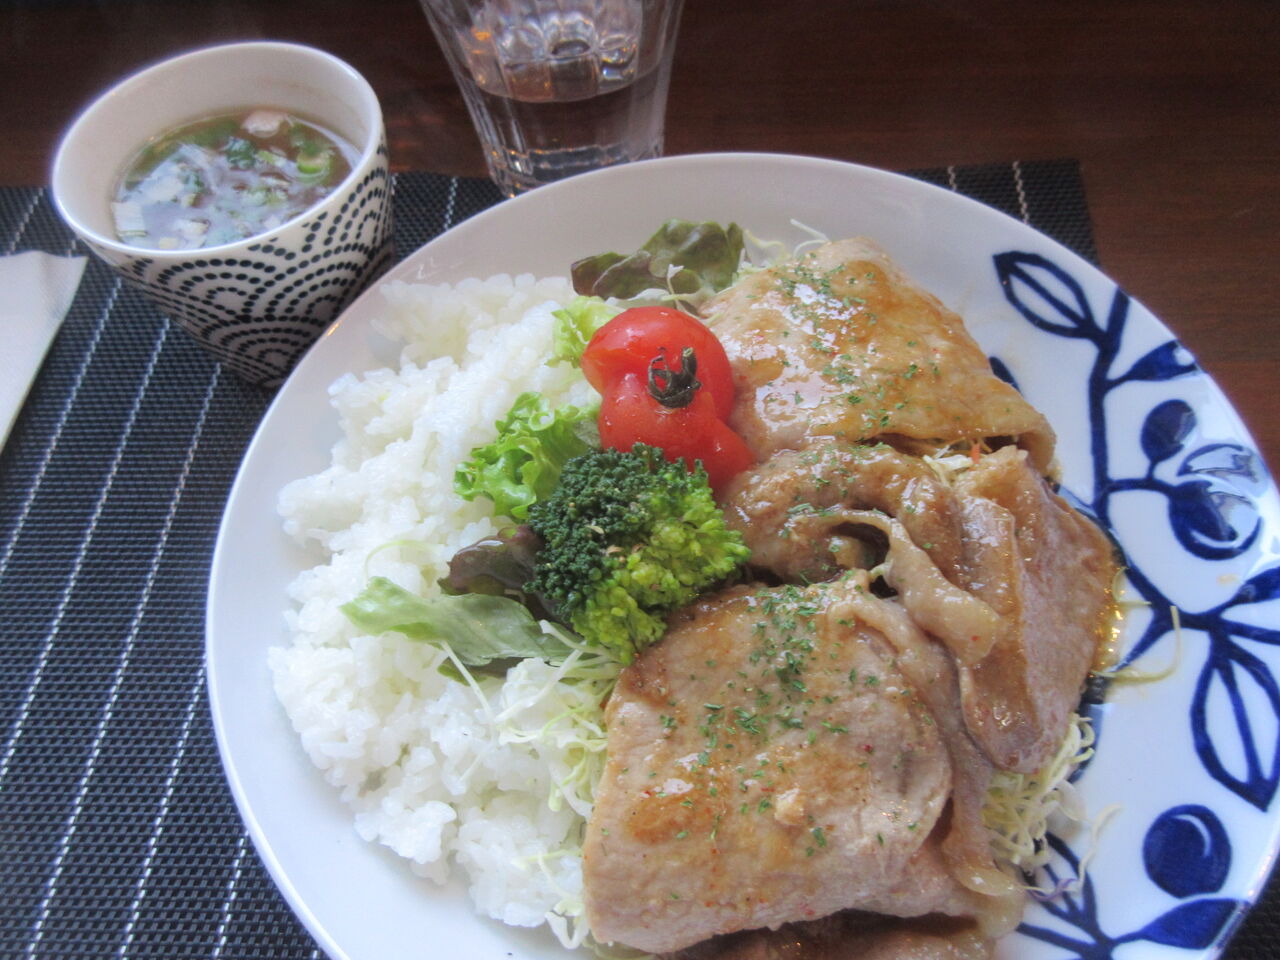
top-left (647, 347), bottom-right (702, 409)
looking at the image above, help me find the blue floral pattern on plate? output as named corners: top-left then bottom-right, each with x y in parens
top-left (992, 251), bottom-right (1279, 957)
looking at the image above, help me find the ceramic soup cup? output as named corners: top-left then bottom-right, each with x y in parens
top-left (52, 41), bottom-right (394, 386)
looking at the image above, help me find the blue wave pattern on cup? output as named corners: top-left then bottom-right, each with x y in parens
top-left (989, 250), bottom-right (1277, 956)
top-left (111, 142), bottom-right (394, 387)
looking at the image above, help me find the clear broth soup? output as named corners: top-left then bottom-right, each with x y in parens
top-left (111, 109), bottom-right (358, 250)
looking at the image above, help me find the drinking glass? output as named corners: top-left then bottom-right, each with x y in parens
top-left (418, 0), bottom-right (684, 196)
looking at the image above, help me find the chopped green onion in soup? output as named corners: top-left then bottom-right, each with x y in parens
top-left (110, 109), bottom-right (357, 251)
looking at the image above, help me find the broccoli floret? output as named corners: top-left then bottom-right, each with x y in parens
top-left (526, 443), bottom-right (750, 663)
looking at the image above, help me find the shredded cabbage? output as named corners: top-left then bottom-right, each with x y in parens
top-left (983, 712), bottom-right (1096, 874)
top-left (446, 622), bottom-right (619, 949)
top-left (922, 450), bottom-right (980, 484)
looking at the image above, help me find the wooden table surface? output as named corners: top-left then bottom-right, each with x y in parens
top-left (3, 0), bottom-right (1278, 954)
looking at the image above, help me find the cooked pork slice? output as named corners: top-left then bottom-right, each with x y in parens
top-left (720, 440), bottom-right (1116, 774)
top-left (720, 443), bottom-right (969, 587)
top-left (951, 446), bottom-right (1118, 771)
top-left (582, 582), bottom-right (954, 955)
top-left (701, 238), bottom-right (1055, 471)
top-left (820, 573), bottom-right (1023, 910)
top-left (667, 910), bottom-right (994, 960)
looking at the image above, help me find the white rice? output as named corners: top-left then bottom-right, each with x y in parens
top-left (270, 273), bottom-right (607, 944)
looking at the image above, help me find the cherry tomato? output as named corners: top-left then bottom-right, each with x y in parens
top-left (582, 306), bottom-right (735, 420)
top-left (598, 372), bottom-right (754, 493)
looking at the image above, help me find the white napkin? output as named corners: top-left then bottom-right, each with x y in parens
top-left (0, 251), bottom-right (87, 449)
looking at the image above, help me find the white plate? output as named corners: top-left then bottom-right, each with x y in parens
top-left (207, 153), bottom-right (1280, 959)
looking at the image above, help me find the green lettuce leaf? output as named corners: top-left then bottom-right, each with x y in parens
top-left (570, 219), bottom-right (745, 309)
top-left (454, 392), bottom-right (597, 520)
top-left (340, 576), bottom-right (574, 671)
top-left (550, 296), bottom-right (622, 367)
